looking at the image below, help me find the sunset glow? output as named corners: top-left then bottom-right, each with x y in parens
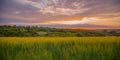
top-left (0, 0), bottom-right (120, 29)
top-left (42, 17), bottom-right (97, 25)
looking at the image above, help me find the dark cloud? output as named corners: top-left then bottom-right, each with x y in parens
top-left (0, 18), bottom-right (34, 23)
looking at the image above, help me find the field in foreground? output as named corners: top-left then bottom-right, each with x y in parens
top-left (0, 37), bottom-right (120, 60)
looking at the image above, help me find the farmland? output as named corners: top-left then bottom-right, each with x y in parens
top-left (0, 37), bottom-right (120, 60)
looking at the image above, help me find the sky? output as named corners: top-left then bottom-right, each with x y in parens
top-left (0, 0), bottom-right (120, 29)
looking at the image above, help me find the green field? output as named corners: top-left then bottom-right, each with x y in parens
top-left (0, 37), bottom-right (120, 60)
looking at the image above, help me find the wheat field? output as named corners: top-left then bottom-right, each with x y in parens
top-left (0, 37), bottom-right (120, 60)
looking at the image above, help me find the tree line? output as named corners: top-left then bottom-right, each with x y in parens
top-left (0, 25), bottom-right (120, 37)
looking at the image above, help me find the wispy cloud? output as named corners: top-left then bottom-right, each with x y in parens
top-left (39, 6), bottom-right (89, 16)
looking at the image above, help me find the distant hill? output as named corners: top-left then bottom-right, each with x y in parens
top-left (0, 25), bottom-right (120, 37)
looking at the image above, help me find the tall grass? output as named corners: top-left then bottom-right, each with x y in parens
top-left (0, 37), bottom-right (120, 60)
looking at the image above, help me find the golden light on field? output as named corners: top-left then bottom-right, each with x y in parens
top-left (0, 37), bottom-right (120, 60)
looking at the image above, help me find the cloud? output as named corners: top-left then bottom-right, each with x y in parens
top-left (39, 6), bottom-right (89, 16)
top-left (41, 17), bottom-right (98, 25)
top-left (72, 1), bottom-right (85, 8)
top-left (15, 0), bottom-right (89, 16)
top-left (16, 0), bottom-right (60, 8)
top-left (16, 0), bottom-right (47, 8)
top-left (0, 0), bottom-right (120, 29)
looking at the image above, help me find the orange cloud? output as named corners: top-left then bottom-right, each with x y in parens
top-left (37, 17), bottom-right (98, 25)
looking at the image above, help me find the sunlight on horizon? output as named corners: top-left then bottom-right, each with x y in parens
top-left (44, 17), bottom-right (98, 25)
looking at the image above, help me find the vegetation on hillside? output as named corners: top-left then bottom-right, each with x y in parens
top-left (0, 25), bottom-right (120, 37)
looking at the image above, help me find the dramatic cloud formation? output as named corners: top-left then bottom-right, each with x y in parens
top-left (0, 0), bottom-right (120, 29)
